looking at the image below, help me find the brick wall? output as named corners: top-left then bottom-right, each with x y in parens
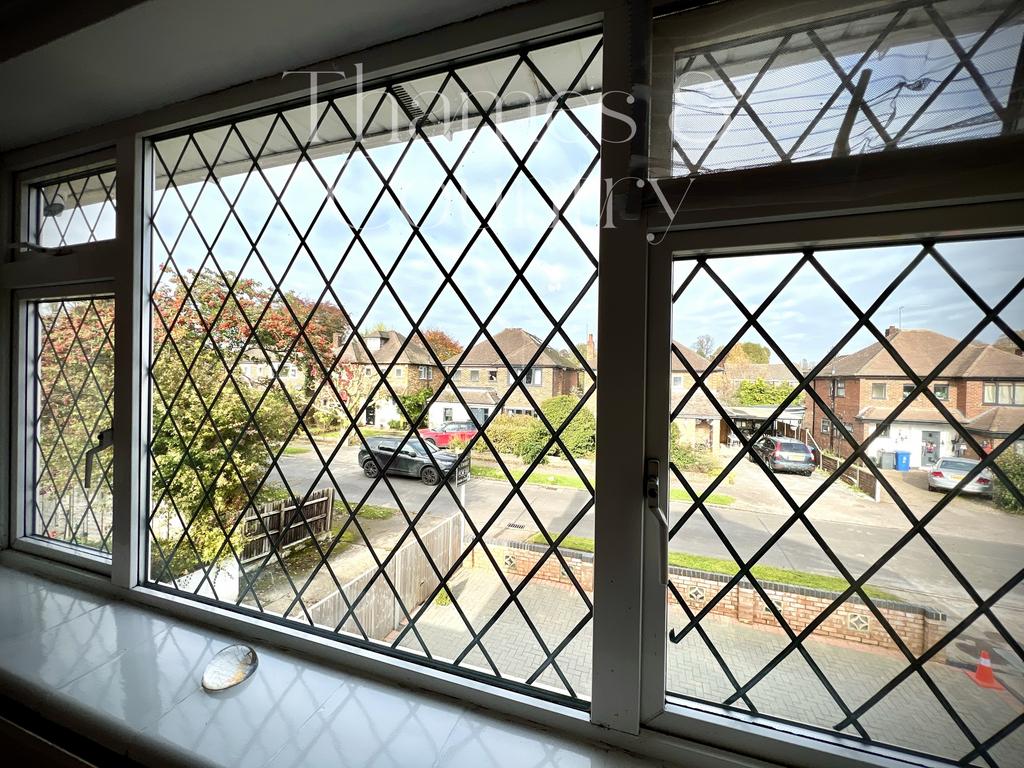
top-left (485, 542), bottom-right (946, 656)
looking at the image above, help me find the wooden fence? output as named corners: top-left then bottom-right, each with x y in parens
top-left (240, 488), bottom-right (334, 563)
top-left (308, 513), bottom-right (463, 639)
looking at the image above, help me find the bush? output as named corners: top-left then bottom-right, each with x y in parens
top-left (993, 450), bottom-right (1024, 513)
top-left (387, 419), bottom-right (407, 430)
top-left (487, 414), bottom-right (548, 463)
top-left (669, 422), bottom-right (721, 475)
top-left (540, 395), bottom-right (596, 457)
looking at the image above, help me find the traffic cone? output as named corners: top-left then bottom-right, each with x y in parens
top-left (965, 650), bottom-right (1005, 691)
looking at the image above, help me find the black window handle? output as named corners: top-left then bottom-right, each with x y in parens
top-left (84, 427), bottom-right (114, 488)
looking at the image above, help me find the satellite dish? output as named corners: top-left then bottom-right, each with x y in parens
top-left (42, 194), bottom-right (66, 217)
top-left (202, 644), bottom-right (258, 691)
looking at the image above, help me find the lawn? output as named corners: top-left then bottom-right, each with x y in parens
top-left (333, 500), bottom-right (397, 521)
top-left (472, 464), bottom-right (735, 505)
top-left (526, 534), bottom-right (897, 600)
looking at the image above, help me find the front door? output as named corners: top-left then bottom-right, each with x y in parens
top-left (922, 430), bottom-right (941, 466)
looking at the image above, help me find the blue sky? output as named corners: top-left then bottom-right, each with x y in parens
top-left (151, 102), bottom-right (601, 354)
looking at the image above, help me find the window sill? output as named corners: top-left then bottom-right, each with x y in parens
top-left (0, 552), bottom-right (763, 768)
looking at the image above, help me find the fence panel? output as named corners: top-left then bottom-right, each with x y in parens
top-left (240, 488), bottom-right (334, 563)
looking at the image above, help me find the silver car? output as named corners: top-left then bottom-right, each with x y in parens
top-left (927, 457), bottom-right (993, 495)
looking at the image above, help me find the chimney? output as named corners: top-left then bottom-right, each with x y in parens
top-left (585, 333), bottom-right (596, 365)
top-left (885, 325), bottom-right (899, 339)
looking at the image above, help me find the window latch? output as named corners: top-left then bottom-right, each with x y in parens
top-left (646, 458), bottom-right (668, 586)
top-left (84, 427), bottom-right (114, 488)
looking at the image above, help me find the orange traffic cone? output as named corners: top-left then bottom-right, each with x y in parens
top-left (965, 650), bottom-right (1005, 691)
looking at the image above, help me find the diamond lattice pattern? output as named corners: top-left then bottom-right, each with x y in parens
top-left (660, 0), bottom-right (1024, 176)
top-left (30, 298), bottom-right (116, 554)
top-left (666, 238), bottom-right (1024, 766)
top-left (146, 35), bottom-right (602, 703)
top-left (33, 169), bottom-right (117, 248)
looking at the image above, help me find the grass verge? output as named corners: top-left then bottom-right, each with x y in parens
top-left (526, 535), bottom-right (898, 600)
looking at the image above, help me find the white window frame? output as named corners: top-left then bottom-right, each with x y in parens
top-left (418, 365), bottom-right (431, 380)
top-left (871, 382), bottom-right (887, 400)
top-left (1, 3), bottom-right (1022, 768)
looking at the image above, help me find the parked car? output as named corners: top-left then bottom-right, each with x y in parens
top-left (359, 436), bottom-right (470, 486)
top-left (928, 457), bottom-right (993, 495)
top-left (751, 436), bottom-right (816, 476)
top-left (418, 421), bottom-right (477, 448)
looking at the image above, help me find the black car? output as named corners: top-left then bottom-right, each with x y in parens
top-left (751, 436), bottom-right (815, 476)
top-left (358, 436), bottom-right (470, 486)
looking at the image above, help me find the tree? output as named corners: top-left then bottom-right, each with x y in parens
top-left (693, 334), bottom-right (715, 358)
top-left (735, 378), bottom-right (796, 406)
top-left (541, 394), bottom-right (596, 457)
top-left (423, 328), bottom-right (462, 362)
top-left (738, 341), bottom-right (770, 364)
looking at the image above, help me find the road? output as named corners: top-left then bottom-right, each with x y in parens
top-left (277, 445), bottom-right (1024, 673)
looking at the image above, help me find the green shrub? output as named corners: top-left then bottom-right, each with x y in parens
top-left (487, 414), bottom-right (548, 463)
top-left (669, 422), bottom-right (721, 475)
top-left (993, 450), bottom-right (1024, 513)
top-left (387, 419), bottom-right (406, 430)
top-left (434, 589), bottom-right (452, 606)
top-left (540, 395), bottom-right (596, 457)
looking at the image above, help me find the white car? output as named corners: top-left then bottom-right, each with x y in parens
top-left (927, 457), bottom-right (993, 495)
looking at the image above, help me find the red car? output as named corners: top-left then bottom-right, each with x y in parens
top-left (418, 421), bottom-right (477, 448)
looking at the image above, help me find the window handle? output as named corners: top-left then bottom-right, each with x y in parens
top-left (646, 458), bottom-right (668, 586)
top-left (84, 427), bottom-right (114, 488)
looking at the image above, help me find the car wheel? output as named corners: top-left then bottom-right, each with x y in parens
top-left (362, 460), bottom-right (379, 478)
top-left (803, 470), bottom-right (813, 477)
top-left (425, 438), bottom-right (438, 447)
top-left (421, 466), bottom-right (441, 486)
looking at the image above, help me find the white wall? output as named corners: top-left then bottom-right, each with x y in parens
top-left (867, 422), bottom-right (957, 469)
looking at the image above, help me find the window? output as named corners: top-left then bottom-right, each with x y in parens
top-left (903, 383), bottom-right (915, 399)
top-left (933, 383), bottom-right (949, 401)
top-left (145, 32), bottom-right (601, 707)
top-left (28, 169), bottom-right (117, 248)
top-left (451, 370), bottom-right (461, 382)
top-left (672, 375), bottom-right (682, 387)
top-left (651, 0), bottom-right (1024, 177)
top-left (832, 379), bottom-right (845, 397)
top-left (442, 408), bottom-right (453, 422)
top-left (488, 369), bottom-right (498, 382)
top-left (24, 297), bottom-right (115, 556)
top-left (984, 381), bottom-right (1024, 404)
top-left (820, 419), bottom-right (831, 435)
top-left (511, 366), bottom-right (543, 386)
top-left (871, 382), bottom-right (887, 400)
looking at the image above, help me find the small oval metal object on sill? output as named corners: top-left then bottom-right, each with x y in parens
top-left (202, 644), bottom-right (258, 691)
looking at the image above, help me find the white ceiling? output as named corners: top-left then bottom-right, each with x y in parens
top-left (0, 0), bottom-right (525, 152)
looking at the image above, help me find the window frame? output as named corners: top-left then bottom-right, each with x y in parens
top-left (871, 382), bottom-right (887, 400)
top-left (3, 3), bottom-right (1023, 768)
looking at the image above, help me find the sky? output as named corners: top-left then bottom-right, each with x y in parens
top-left (149, 99), bottom-right (602, 356)
top-left (61, 16), bottom-right (1022, 368)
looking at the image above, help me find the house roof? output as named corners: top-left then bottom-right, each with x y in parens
top-left (965, 406), bottom-right (1024, 436)
top-left (727, 362), bottom-right (803, 383)
top-left (338, 330), bottom-right (436, 367)
top-left (676, 390), bottom-right (721, 419)
top-left (822, 329), bottom-right (1024, 379)
top-left (993, 330), bottom-right (1024, 356)
top-left (453, 328), bottom-right (580, 369)
top-left (671, 343), bottom-right (718, 374)
top-left (856, 405), bottom-right (968, 425)
top-left (435, 386), bottom-right (501, 406)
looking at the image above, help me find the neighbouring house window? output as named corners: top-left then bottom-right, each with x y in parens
top-left (821, 419), bottom-right (831, 435)
top-left (672, 375), bottom-right (682, 387)
top-left (395, 367), bottom-right (404, 378)
top-left (984, 381), bottom-right (1024, 404)
top-left (871, 382), bottom-right (887, 399)
top-left (511, 366), bottom-right (542, 386)
top-left (508, 408), bottom-right (536, 417)
top-left (419, 366), bottom-right (431, 380)
top-left (832, 379), bottom-right (845, 397)
top-left (902, 383), bottom-right (915, 399)
top-left (470, 369), bottom-right (480, 382)
top-left (443, 408), bottom-right (453, 422)
top-left (933, 383), bottom-right (949, 400)
top-left (878, 423), bottom-right (891, 438)
top-left (451, 370), bottom-right (461, 382)
top-left (488, 369), bottom-right (498, 381)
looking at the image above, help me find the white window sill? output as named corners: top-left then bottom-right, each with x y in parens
top-left (0, 564), bottom-right (682, 768)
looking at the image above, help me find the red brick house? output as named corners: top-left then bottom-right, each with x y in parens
top-left (804, 327), bottom-right (1024, 467)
